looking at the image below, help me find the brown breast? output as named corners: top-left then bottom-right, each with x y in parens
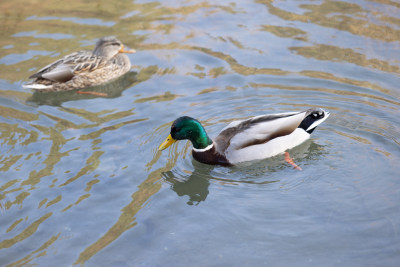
top-left (192, 145), bottom-right (231, 166)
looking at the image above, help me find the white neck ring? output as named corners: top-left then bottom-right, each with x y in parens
top-left (193, 143), bottom-right (214, 152)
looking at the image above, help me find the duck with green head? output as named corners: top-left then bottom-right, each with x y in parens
top-left (159, 108), bottom-right (330, 166)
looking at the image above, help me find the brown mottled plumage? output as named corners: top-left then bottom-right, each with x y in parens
top-left (23, 36), bottom-right (135, 92)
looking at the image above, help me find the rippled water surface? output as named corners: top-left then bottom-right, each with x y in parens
top-left (1, 0), bottom-right (400, 266)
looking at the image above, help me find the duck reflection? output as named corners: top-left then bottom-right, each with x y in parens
top-left (26, 71), bottom-right (137, 106)
top-left (162, 161), bottom-right (213, 205)
top-left (162, 139), bottom-right (328, 205)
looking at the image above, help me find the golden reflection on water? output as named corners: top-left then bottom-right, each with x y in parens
top-left (0, 106), bottom-right (38, 121)
top-left (258, 0), bottom-right (400, 42)
top-left (299, 70), bottom-right (392, 95)
top-left (134, 91), bottom-right (183, 103)
top-left (74, 149), bottom-right (179, 265)
top-left (7, 233), bottom-right (60, 267)
top-left (0, 212), bottom-right (52, 249)
top-left (142, 41), bottom-right (397, 96)
top-left (261, 25), bottom-right (308, 41)
top-left (290, 44), bottom-right (400, 74)
top-left (249, 83), bottom-right (400, 107)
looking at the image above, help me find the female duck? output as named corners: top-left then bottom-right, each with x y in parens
top-left (159, 108), bottom-right (330, 166)
top-left (23, 36), bottom-right (135, 92)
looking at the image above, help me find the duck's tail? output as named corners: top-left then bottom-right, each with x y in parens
top-left (298, 108), bottom-right (330, 134)
top-left (22, 83), bottom-right (53, 90)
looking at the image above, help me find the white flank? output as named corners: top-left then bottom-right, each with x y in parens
top-left (193, 143), bottom-right (214, 152)
top-left (228, 111), bottom-right (306, 150)
top-left (226, 128), bottom-right (310, 164)
top-left (22, 84), bottom-right (52, 90)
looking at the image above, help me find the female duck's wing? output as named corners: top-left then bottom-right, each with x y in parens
top-left (29, 51), bottom-right (86, 79)
top-left (39, 65), bottom-right (74, 83)
top-left (214, 110), bottom-right (310, 153)
top-left (28, 50), bottom-right (106, 83)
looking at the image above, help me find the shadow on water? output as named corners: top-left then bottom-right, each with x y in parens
top-left (26, 71), bottom-right (138, 106)
top-left (162, 161), bottom-right (212, 205)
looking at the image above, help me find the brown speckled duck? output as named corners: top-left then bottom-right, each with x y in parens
top-left (23, 36), bottom-right (135, 92)
top-left (159, 108), bottom-right (330, 166)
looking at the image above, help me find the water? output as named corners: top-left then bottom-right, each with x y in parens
top-left (1, 0), bottom-right (399, 266)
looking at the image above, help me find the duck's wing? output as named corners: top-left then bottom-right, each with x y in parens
top-left (29, 51), bottom-right (87, 79)
top-left (214, 110), bottom-right (310, 153)
top-left (28, 50), bottom-right (107, 83)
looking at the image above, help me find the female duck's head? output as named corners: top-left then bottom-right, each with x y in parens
top-left (159, 116), bottom-right (213, 150)
top-left (93, 36), bottom-right (135, 59)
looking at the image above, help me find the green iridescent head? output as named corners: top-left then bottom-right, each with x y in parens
top-left (159, 116), bottom-right (213, 150)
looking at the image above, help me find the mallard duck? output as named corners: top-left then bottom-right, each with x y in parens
top-left (159, 108), bottom-right (330, 166)
top-left (23, 36), bottom-right (135, 92)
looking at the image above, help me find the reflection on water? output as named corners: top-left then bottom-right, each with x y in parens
top-left (258, 0), bottom-right (400, 42)
top-left (74, 151), bottom-right (171, 265)
top-left (163, 171), bottom-right (210, 205)
top-left (162, 161), bottom-right (213, 205)
top-left (163, 140), bottom-right (328, 205)
top-left (27, 71), bottom-right (138, 106)
top-left (1, 0), bottom-right (400, 266)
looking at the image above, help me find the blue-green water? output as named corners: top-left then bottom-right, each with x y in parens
top-left (1, 0), bottom-right (399, 266)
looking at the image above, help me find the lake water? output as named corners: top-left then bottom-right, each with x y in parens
top-left (1, 0), bottom-right (399, 266)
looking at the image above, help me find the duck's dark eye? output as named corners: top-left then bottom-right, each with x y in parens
top-left (107, 42), bottom-right (120, 47)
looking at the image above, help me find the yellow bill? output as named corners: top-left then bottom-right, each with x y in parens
top-left (159, 134), bottom-right (176, 151)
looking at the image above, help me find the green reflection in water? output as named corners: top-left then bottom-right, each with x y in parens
top-left (0, 212), bottom-right (52, 249)
top-left (62, 194), bottom-right (91, 212)
top-left (6, 218), bottom-right (24, 233)
top-left (45, 195), bottom-right (62, 208)
top-left (134, 91), bottom-right (183, 103)
top-left (250, 82), bottom-right (400, 107)
top-left (74, 150), bottom-right (178, 265)
top-left (258, 0), bottom-right (400, 42)
top-left (261, 25), bottom-right (307, 41)
top-left (0, 107), bottom-right (38, 121)
top-left (299, 70), bottom-right (393, 95)
top-left (0, 154), bottom-right (23, 172)
top-left (6, 233), bottom-right (61, 267)
top-left (290, 44), bottom-right (400, 74)
top-left (78, 118), bottom-right (147, 141)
